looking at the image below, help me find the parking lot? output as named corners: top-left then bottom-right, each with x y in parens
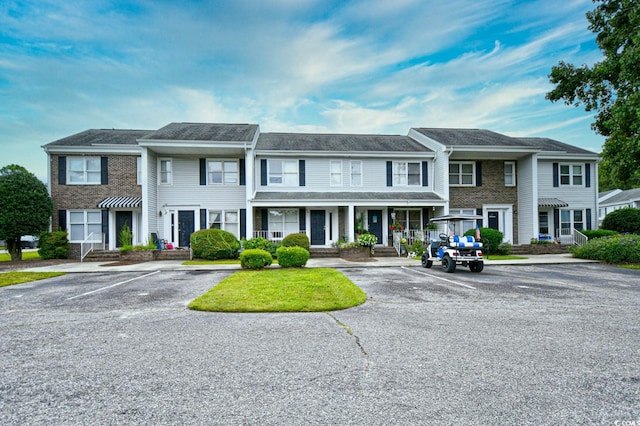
top-left (1, 263), bottom-right (639, 425)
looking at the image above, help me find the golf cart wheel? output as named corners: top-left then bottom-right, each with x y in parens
top-left (470, 262), bottom-right (484, 273)
top-left (442, 254), bottom-right (456, 273)
top-left (421, 254), bottom-right (433, 268)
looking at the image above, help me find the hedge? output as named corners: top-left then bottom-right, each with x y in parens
top-left (240, 249), bottom-right (273, 269)
top-left (243, 237), bottom-right (278, 257)
top-left (570, 234), bottom-right (640, 264)
top-left (37, 231), bottom-right (70, 259)
top-left (190, 229), bottom-right (240, 260)
top-left (601, 208), bottom-right (640, 234)
top-left (464, 227), bottom-right (504, 255)
top-left (276, 246), bottom-right (310, 268)
top-left (282, 233), bottom-right (310, 251)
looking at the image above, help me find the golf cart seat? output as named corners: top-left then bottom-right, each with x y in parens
top-left (449, 235), bottom-right (483, 249)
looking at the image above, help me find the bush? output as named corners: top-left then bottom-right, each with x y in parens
top-left (282, 233), bottom-right (310, 251)
top-left (38, 231), bottom-right (69, 259)
top-left (581, 229), bottom-right (619, 240)
top-left (498, 242), bottom-right (512, 255)
top-left (570, 234), bottom-right (640, 264)
top-left (411, 240), bottom-right (424, 256)
top-left (276, 246), bottom-right (310, 267)
top-left (190, 229), bottom-right (240, 260)
top-left (240, 249), bottom-right (273, 269)
top-left (464, 227), bottom-right (503, 255)
top-left (243, 237), bottom-right (277, 257)
top-left (601, 208), bottom-right (640, 234)
top-left (357, 233), bottom-right (378, 247)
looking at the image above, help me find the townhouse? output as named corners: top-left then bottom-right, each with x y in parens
top-left (43, 122), bottom-right (599, 256)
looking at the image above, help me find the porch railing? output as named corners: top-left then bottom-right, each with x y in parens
top-left (392, 230), bottom-right (425, 256)
top-left (80, 232), bottom-right (105, 262)
top-left (572, 229), bottom-right (589, 246)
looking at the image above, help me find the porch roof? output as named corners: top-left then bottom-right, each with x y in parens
top-left (253, 191), bottom-right (443, 202)
top-left (538, 197), bottom-right (569, 208)
top-left (97, 196), bottom-right (142, 208)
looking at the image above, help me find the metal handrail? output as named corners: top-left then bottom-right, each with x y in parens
top-left (80, 232), bottom-right (105, 262)
top-left (572, 228), bottom-right (589, 246)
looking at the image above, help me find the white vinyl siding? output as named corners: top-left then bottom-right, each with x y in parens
top-left (68, 157), bottom-right (100, 185)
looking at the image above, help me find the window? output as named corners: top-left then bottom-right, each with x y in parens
top-left (69, 211), bottom-right (102, 241)
top-left (350, 161), bottom-right (362, 186)
top-left (137, 157), bottom-right (142, 185)
top-left (560, 209), bottom-right (585, 232)
top-left (504, 161), bottom-right (516, 186)
top-left (269, 160), bottom-right (298, 185)
top-left (68, 157), bottom-right (101, 184)
top-left (539, 212), bottom-right (549, 235)
top-left (159, 159), bottom-right (172, 185)
top-left (394, 209), bottom-right (421, 231)
top-left (393, 161), bottom-right (421, 186)
top-left (449, 209), bottom-right (477, 234)
top-left (330, 161), bottom-right (342, 186)
top-left (208, 160), bottom-right (238, 185)
top-left (449, 162), bottom-right (474, 186)
top-left (207, 210), bottom-right (239, 237)
top-left (268, 209), bottom-right (299, 239)
top-left (560, 164), bottom-right (583, 186)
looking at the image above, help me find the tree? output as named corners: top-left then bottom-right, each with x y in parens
top-left (546, 0), bottom-right (640, 190)
top-left (0, 165), bottom-right (53, 261)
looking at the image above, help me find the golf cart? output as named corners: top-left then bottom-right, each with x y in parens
top-left (421, 214), bottom-right (484, 273)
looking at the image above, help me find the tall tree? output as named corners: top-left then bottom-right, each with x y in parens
top-left (0, 165), bottom-right (53, 261)
top-left (547, 0), bottom-right (640, 190)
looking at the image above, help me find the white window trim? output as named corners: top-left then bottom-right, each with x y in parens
top-left (159, 158), bottom-right (172, 185)
top-left (67, 156), bottom-right (101, 185)
top-left (449, 161), bottom-right (475, 187)
top-left (268, 159), bottom-right (298, 186)
top-left (330, 160), bottom-right (343, 187)
top-left (207, 159), bottom-right (239, 186)
top-left (350, 160), bottom-right (362, 187)
top-left (504, 161), bottom-right (516, 187)
top-left (68, 210), bottom-right (102, 242)
top-left (559, 163), bottom-right (583, 186)
top-left (207, 209), bottom-right (240, 237)
top-left (393, 161), bottom-right (421, 187)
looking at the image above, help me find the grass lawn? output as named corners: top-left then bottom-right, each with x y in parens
top-left (485, 255), bottom-right (528, 260)
top-left (0, 272), bottom-right (65, 287)
top-left (189, 268), bottom-right (366, 312)
top-left (0, 251), bottom-right (41, 262)
top-left (621, 264), bottom-right (640, 270)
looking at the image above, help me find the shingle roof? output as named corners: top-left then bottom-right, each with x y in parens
top-left (517, 137), bottom-right (598, 155)
top-left (140, 122), bottom-right (259, 142)
top-left (254, 191), bottom-right (442, 201)
top-left (600, 188), bottom-right (640, 205)
top-left (256, 133), bottom-right (433, 152)
top-left (44, 129), bottom-right (151, 147)
top-left (413, 128), bottom-right (523, 147)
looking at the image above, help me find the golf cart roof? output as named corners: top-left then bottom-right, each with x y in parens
top-left (429, 214), bottom-right (483, 222)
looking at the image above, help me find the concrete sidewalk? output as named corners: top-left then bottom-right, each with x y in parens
top-left (14, 253), bottom-right (598, 273)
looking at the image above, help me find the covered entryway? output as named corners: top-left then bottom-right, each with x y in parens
top-left (310, 210), bottom-right (326, 245)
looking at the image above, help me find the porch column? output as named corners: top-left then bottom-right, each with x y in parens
top-left (347, 204), bottom-right (355, 242)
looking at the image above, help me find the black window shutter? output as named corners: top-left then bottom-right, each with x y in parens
top-left (299, 160), bottom-right (305, 187)
top-left (261, 209), bottom-right (268, 231)
top-left (261, 159), bottom-right (267, 186)
top-left (476, 162), bottom-right (482, 187)
top-left (386, 161), bottom-right (393, 187)
top-left (299, 209), bottom-right (306, 231)
top-left (586, 208), bottom-right (592, 230)
top-left (101, 157), bottom-right (108, 185)
top-left (553, 209), bottom-right (560, 238)
top-left (58, 209), bottom-right (67, 231)
top-left (200, 209), bottom-right (207, 229)
top-left (239, 159), bottom-right (246, 186)
top-left (422, 161), bottom-right (428, 186)
top-left (553, 163), bottom-right (559, 187)
top-left (199, 158), bottom-right (206, 185)
top-left (58, 156), bottom-right (66, 185)
top-left (585, 163), bottom-right (591, 187)
top-left (476, 208), bottom-right (483, 228)
top-left (101, 210), bottom-right (109, 244)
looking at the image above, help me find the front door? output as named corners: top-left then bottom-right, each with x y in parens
top-left (310, 210), bottom-right (326, 245)
top-left (488, 211), bottom-right (499, 231)
top-left (115, 211), bottom-right (133, 248)
top-left (368, 210), bottom-right (382, 244)
top-left (178, 210), bottom-right (195, 248)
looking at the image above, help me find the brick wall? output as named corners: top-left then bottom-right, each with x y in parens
top-left (50, 154), bottom-right (141, 230)
top-left (449, 160), bottom-right (519, 243)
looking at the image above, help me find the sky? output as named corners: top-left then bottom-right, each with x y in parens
top-left (1, 0), bottom-right (605, 180)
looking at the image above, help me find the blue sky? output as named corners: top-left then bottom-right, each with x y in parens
top-left (1, 0), bottom-right (604, 180)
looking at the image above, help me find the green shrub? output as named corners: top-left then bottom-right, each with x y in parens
top-left (464, 227), bottom-right (503, 255)
top-left (357, 233), bottom-right (378, 247)
top-left (498, 242), bottom-right (512, 255)
top-left (276, 246), bottom-right (310, 267)
top-left (581, 229), bottom-right (619, 240)
top-left (240, 249), bottom-right (273, 269)
top-left (244, 237), bottom-right (277, 257)
top-left (282, 233), bottom-right (310, 251)
top-left (570, 234), bottom-right (640, 264)
top-left (37, 231), bottom-right (70, 259)
top-left (411, 240), bottom-right (424, 256)
top-left (601, 208), bottom-right (640, 234)
top-left (190, 229), bottom-right (240, 260)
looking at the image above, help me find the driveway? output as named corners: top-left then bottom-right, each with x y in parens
top-left (1, 264), bottom-right (639, 425)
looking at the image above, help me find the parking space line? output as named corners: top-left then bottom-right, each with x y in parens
top-left (401, 267), bottom-right (476, 290)
top-left (67, 271), bottom-right (160, 300)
